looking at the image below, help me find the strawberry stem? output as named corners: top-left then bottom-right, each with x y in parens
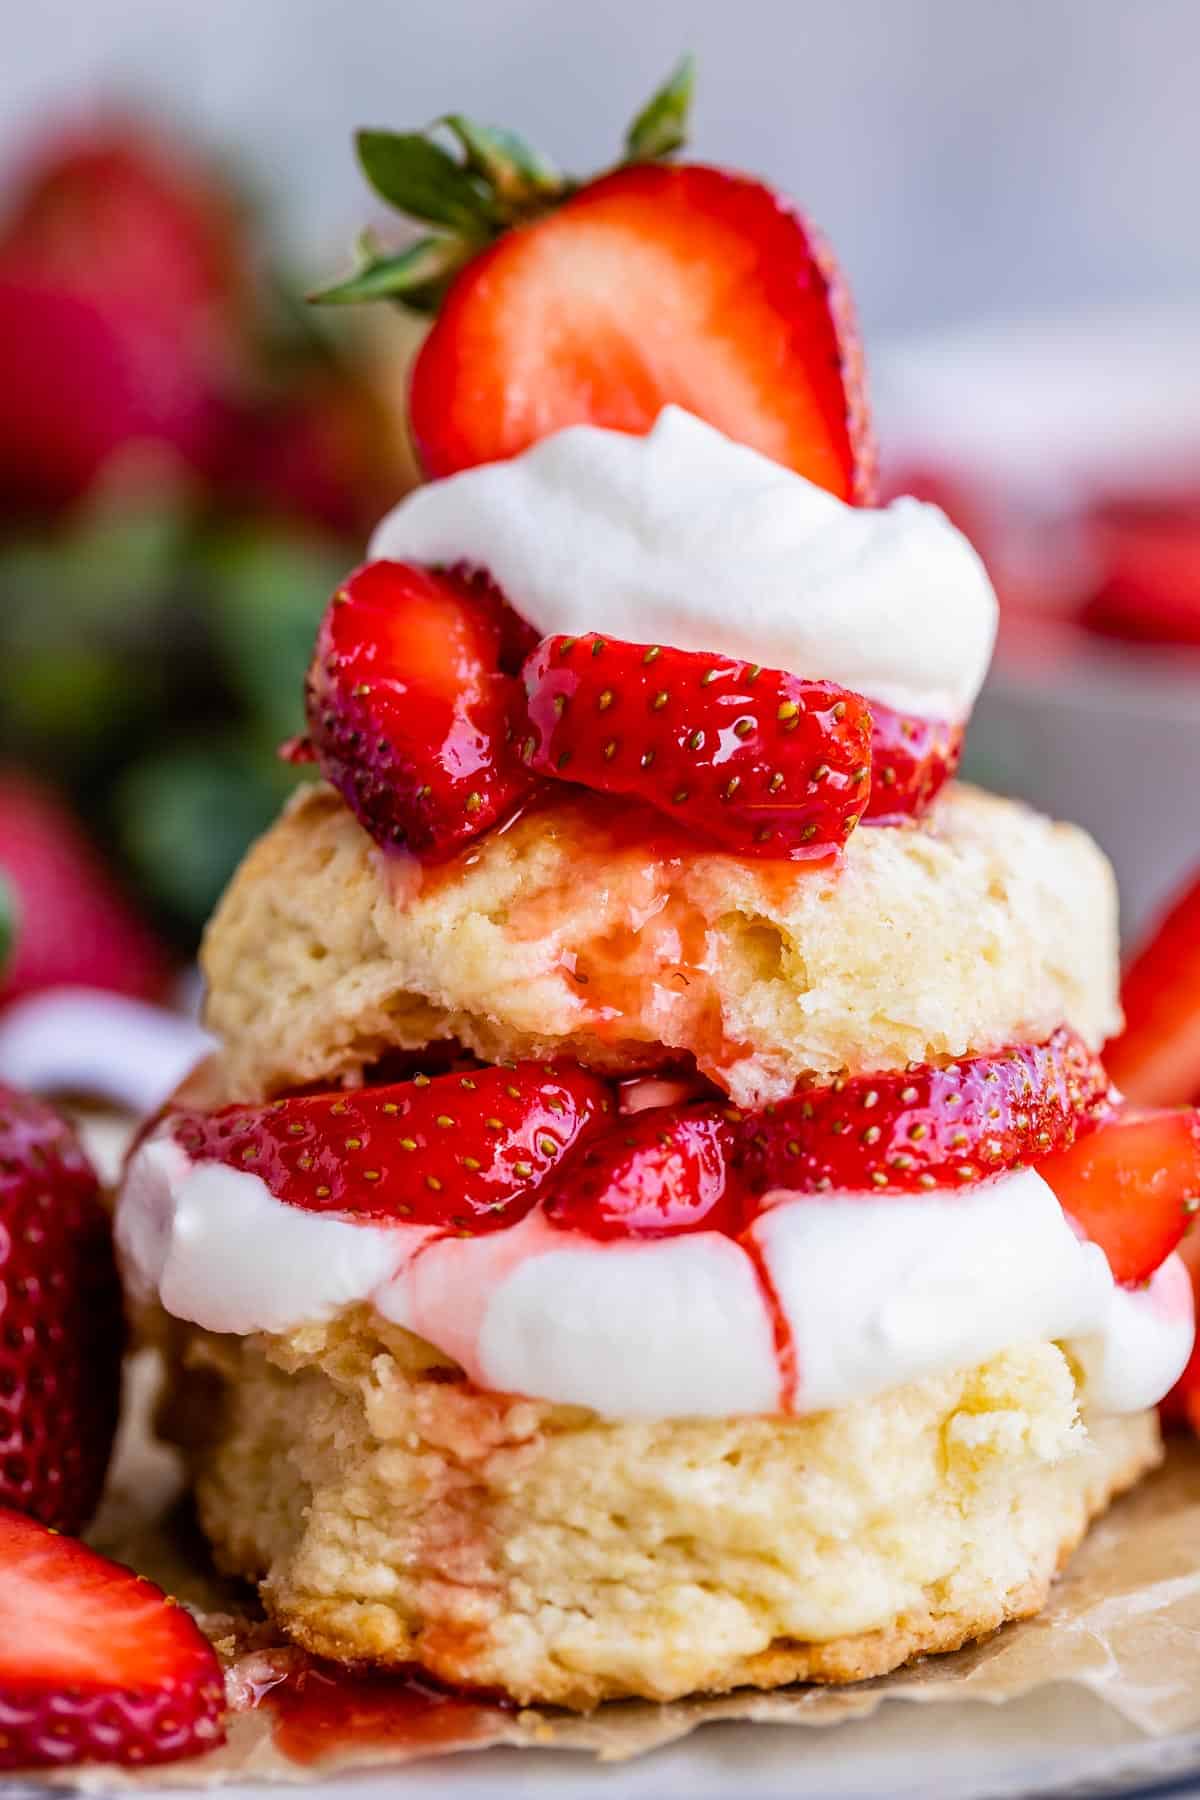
top-left (623, 53), bottom-right (696, 163)
top-left (314, 53), bottom-right (698, 316)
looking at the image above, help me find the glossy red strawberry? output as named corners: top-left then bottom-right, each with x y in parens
top-left (1105, 866), bottom-right (1200, 1107)
top-left (1038, 1106), bottom-right (1200, 1285)
top-left (0, 1085), bottom-right (122, 1531)
top-left (521, 634), bottom-right (872, 859)
top-left (543, 1103), bottom-right (740, 1238)
top-left (0, 1506), bottom-right (225, 1769)
top-left (409, 163), bottom-right (874, 501)
top-left (304, 560), bottom-right (537, 859)
top-left (170, 1062), bottom-right (613, 1232)
top-left (864, 702), bottom-right (963, 823)
top-left (0, 769), bottom-right (167, 1008)
top-left (735, 1029), bottom-right (1112, 1196)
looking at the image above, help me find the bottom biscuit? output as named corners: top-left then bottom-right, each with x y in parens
top-left (163, 1312), bottom-right (1160, 1709)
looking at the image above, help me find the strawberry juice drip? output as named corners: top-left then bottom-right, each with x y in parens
top-left (246, 1653), bottom-right (512, 1767)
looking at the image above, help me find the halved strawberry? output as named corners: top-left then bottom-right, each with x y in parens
top-left (735, 1029), bottom-right (1111, 1196)
top-left (521, 634), bottom-right (872, 859)
top-left (170, 1062), bottom-right (613, 1232)
top-left (1037, 1106), bottom-right (1200, 1285)
top-left (0, 1506), bottom-right (225, 1769)
top-left (864, 703), bottom-right (964, 823)
top-left (0, 1084), bottom-right (123, 1532)
top-left (1105, 867), bottom-right (1200, 1106)
top-left (304, 560), bottom-right (536, 859)
top-left (542, 1103), bottom-right (740, 1239)
top-left (409, 163), bottom-right (873, 499)
top-left (313, 63), bottom-right (874, 501)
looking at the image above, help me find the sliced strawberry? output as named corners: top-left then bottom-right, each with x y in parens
top-left (1105, 867), bottom-right (1200, 1106)
top-left (0, 1085), bottom-right (123, 1531)
top-left (1037, 1106), bottom-right (1200, 1285)
top-left (170, 1062), bottom-right (613, 1232)
top-left (542, 1103), bottom-right (740, 1239)
top-left (408, 163), bottom-right (874, 501)
top-left (304, 560), bottom-right (537, 859)
top-left (1162, 1227), bottom-right (1200, 1430)
top-left (735, 1029), bottom-right (1111, 1196)
top-left (520, 634), bottom-right (872, 860)
top-left (864, 702), bottom-right (963, 823)
top-left (0, 1506), bottom-right (225, 1769)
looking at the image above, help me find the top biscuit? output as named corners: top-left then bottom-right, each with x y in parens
top-left (201, 782), bottom-right (1120, 1108)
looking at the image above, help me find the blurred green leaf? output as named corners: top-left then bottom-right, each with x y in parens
top-left (116, 740), bottom-right (303, 931)
top-left (203, 526), bottom-right (351, 743)
top-left (440, 117), bottom-right (563, 207)
top-left (310, 231), bottom-right (472, 312)
top-left (0, 502), bottom-right (182, 763)
top-left (355, 130), bottom-right (494, 235)
top-left (0, 875), bottom-right (16, 982)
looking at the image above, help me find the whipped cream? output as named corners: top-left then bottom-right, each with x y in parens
top-left (117, 1135), bottom-right (1192, 1420)
top-left (370, 407), bottom-right (998, 721)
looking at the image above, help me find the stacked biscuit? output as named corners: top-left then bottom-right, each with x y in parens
top-left (139, 774), bottom-right (1159, 1710)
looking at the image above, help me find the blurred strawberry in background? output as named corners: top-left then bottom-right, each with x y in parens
top-left (0, 119), bottom-right (248, 515)
top-left (0, 112), bottom-right (419, 978)
top-left (0, 770), bottom-right (166, 1008)
top-left (1082, 490), bottom-right (1200, 648)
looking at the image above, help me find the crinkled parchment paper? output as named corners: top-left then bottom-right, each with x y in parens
top-left (35, 1346), bottom-right (1197, 1786)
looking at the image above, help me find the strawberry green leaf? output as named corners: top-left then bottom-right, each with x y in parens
top-left (623, 53), bottom-right (696, 163)
top-left (310, 231), bottom-right (472, 309)
top-left (355, 129), bottom-right (494, 235)
top-left (440, 117), bottom-right (564, 208)
top-left (0, 874), bottom-right (16, 985)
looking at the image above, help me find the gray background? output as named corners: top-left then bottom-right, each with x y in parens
top-left (4, 0), bottom-right (1199, 340)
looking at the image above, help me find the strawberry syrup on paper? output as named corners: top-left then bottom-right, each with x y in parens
top-left (244, 1652), bottom-right (512, 1766)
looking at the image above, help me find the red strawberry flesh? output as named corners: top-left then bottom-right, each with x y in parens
top-left (521, 633), bottom-right (872, 860)
top-left (169, 1062), bottom-right (613, 1232)
top-left (735, 1029), bottom-right (1112, 1196)
top-left (305, 560), bottom-right (537, 859)
top-left (543, 1103), bottom-right (741, 1239)
top-left (865, 702), bottom-right (963, 823)
top-left (0, 1084), bottom-right (122, 1531)
top-left (1105, 867), bottom-right (1200, 1107)
top-left (409, 162), bottom-right (875, 502)
top-left (1037, 1106), bottom-right (1200, 1286)
top-left (0, 1506), bottom-right (225, 1769)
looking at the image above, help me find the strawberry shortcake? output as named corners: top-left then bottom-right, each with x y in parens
top-left (116, 67), bottom-right (1199, 1710)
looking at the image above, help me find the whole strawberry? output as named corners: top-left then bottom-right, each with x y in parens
top-left (0, 1085), bottom-right (122, 1530)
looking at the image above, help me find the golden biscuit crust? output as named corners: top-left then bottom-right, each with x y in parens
top-left (201, 782), bottom-right (1120, 1107)
top-left (164, 1315), bottom-right (1158, 1709)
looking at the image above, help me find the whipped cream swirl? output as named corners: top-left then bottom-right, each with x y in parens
top-left (370, 407), bottom-right (998, 721)
top-left (117, 1133), bottom-right (1192, 1421)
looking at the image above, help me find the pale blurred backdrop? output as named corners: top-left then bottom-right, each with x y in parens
top-left (6, 0), bottom-right (1200, 335)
